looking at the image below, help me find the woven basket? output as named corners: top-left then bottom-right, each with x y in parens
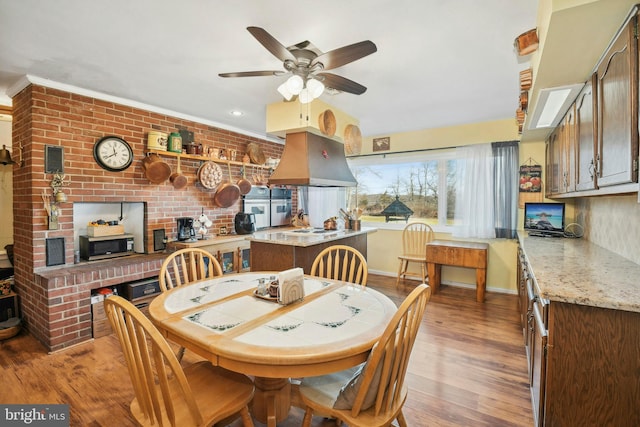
top-left (0, 324), bottom-right (20, 340)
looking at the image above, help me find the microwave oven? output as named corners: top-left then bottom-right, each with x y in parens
top-left (79, 234), bottom-right (135, 261)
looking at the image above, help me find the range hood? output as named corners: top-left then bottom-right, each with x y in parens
top-left (268, 131), bottom-right (357, 187)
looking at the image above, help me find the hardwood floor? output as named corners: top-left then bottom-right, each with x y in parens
top-left (0, 275), bottom-right (533, 426)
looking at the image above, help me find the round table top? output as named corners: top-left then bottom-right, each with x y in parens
top-left (149, 272), bottom-right (397, 378)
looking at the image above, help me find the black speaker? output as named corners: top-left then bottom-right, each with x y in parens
top-left (153, 229), bottom-right (166, 251)
top-left (45, 145), bottom-right (64, 173)
top-left (46, 237), bottom-right (65, 266)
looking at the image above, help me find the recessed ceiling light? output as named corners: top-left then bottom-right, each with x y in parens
top-left (230, 110), bottom-right (244, 117)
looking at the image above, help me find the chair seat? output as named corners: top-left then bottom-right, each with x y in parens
top-left (130, 362), bottom-right (255, 427)
top-left (397, 254), bottom-right (426, 262)
top-left (299, 367), bottom-right (408, 427)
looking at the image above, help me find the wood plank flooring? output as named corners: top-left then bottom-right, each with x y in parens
top-left (0, 275), bottom-right (533, 426)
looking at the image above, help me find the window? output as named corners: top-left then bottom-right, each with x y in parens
top-left (346, 149), bottom-right (457, 230)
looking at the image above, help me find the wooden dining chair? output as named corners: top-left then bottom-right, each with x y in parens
top-left (159, 247), bottom-right (223, 361)
top-left (104, 295), bottom-right (255, 427)
top-left (310, 245), bottom-right (368, 286)
top-left (159, 247), bottom-right (223, 292)
top-left (396, 222), bottom-right (435, 286)
top-left (299, 283), bottom-right (431, 427)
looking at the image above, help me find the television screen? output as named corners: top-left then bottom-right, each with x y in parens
top-left (524, 202), bottom-right (565, 236)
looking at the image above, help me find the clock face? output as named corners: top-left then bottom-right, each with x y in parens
top-left (93, 136), bottom-right (134, 171)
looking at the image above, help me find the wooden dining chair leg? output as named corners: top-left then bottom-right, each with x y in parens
top-left (421, 262), bottom-right (427, 283)
top-left (239, 407), bottom-right (254, 427)
top-left (397, 410), bottom-right (408, 427)
top-left (396, 259), bottom-right (406, 286)
top-left (302, 408), bottom-right (313, 427)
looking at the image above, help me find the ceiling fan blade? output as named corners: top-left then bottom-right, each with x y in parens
top-left (218, 70), bottom-right (284, 78)
top-left (312, 40), bottom-right (377, 70)
top-left (247, 26), bottom-right (297, 63)
top-left (317, 73), bottom-right (367, 95)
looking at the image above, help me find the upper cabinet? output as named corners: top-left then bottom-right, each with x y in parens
top-left (596, 14), bottom-right (638, 188)
top-left (575, 75), bottom-right (597, 192)
top-left (545, 104), bottom-right (576, 197)
top-left (545, 11), bottom-right (639, 198)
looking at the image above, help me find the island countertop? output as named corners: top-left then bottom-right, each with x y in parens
top-left (248, 227), bottom-right (377, 248)
top-left (518, 233), bottom-right (640, 313)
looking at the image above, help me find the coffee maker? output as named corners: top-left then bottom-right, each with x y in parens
top-left (177, 217), bottom-right (196, 241)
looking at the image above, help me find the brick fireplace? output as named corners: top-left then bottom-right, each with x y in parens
top-left (10, 84), bottom-right (285, 351)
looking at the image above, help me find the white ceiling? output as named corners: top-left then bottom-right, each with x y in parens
top-left (0, 0), bottom-right (539, 139)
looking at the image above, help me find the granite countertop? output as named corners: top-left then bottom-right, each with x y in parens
top-left (518, 233), bottom-right (640, 313)
top-left (248, 227), bottom-right (377, 247)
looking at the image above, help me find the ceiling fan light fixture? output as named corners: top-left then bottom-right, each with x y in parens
top-left (307, 78), bottom-right (325, 98)
top-left (277, 82), bottom-right (294, 101)
top-left (299, 88), bottom-right (312, 104)
top-left (286, 75), bottom-right (304, 95)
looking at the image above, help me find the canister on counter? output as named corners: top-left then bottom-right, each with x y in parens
top-left (147, 131), bottom-right (168, 151)
top-left (167, 132), bottom-right (182, 153)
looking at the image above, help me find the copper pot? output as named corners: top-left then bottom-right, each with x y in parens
top-left (213, 162), bottom-right (241, 208)
top-left (142, 153), bottom-right (171, 184)
top-left (170, 157), bottom-right (188, 190)
top-left (324, 218), bottom-right (337, 230)
top-left (237, 166), bottom-right (252, 195)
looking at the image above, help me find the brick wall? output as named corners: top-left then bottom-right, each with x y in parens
top-left (11, 84), bottom-right (286, 350)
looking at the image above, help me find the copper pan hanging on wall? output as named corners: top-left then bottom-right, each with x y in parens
top-left (213, 162), bottom-right (241, 208)
top-left (142, 153), bottom-right (171, 184)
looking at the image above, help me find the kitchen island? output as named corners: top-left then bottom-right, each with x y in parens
top-left (248, 227), bottom-right (376, 274)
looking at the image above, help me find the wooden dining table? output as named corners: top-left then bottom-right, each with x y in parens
top-left (148, 272), bottom-right (397, 426)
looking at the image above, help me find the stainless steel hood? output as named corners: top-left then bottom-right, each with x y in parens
top-left (268, 131), bottom-right (357, 187)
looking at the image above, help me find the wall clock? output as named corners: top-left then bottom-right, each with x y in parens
top-left (93, 136), bottom-right (134, 171)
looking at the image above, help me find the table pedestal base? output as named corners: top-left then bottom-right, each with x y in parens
top-left (251, 377), bottom-right (291, 427)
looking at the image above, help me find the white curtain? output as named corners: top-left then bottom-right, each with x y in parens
top-left (298, 187), bottom-right (348, 229)
top-left (453, 143), bottom-right (496, 238)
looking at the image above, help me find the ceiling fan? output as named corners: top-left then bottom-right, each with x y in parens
top-left (219, 27), bottom-right (377, 102)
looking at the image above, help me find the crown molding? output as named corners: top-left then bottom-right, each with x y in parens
top-left (6, 74), bottom-right (282, 144)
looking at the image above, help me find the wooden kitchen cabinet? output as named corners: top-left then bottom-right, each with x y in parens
top-left (518, 238), bottom-right (640, 426)
top-left (519, 246), bottom-right (547, 427)
top-left (575, 74), bottom-right (598, 192)
top-left (168, 236), bottom-right (250, 274)
top-left (546, 104), bottom-right (577, 197)
top-left (544, 302), bottom-right (640, 426)
top-left (529, 302), bottom-right (547, 427)
top-left (561, 105), bottom-right (577, 193)
top-left (544, 8), bottom-right (639, 198)
top-left (545, 127), bottom-right (562, 197)
top-left (595, 12), bottom-right (638, 188)
top-left (207, 240), bottom-right (250, 274)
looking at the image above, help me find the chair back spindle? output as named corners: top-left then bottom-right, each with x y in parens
top-left (311, 245), bottom-right (368, 286)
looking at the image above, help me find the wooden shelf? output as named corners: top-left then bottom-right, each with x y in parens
top-left (147, 149), bottom-right (271, 169)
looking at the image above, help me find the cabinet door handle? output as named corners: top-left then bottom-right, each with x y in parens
top-left (533, 303), bottom-right (547, 337)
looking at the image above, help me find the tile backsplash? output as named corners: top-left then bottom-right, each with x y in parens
top-left (577, 194), bottom-right (640, 265)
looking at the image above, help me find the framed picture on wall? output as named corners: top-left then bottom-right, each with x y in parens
top-left (373, 137), bottom-right (390, 152)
